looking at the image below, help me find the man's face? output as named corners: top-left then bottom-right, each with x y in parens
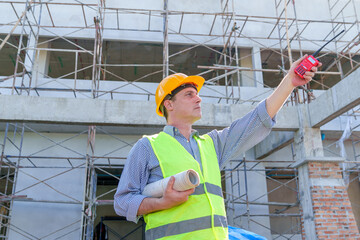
top-left (168, 87), bottom-right (202, 123)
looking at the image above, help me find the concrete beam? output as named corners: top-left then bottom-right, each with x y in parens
top-left (0, 95), bottom-right (300, 130)
top-left (309, 67), bottom-right (360, 128)
top-left (255, 131), bottom-right (294, 159)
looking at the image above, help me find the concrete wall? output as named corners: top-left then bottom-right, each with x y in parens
top-left (224, 148), bottom-right (272, 239)
top-left (2, 131), bottom-right (135, 239)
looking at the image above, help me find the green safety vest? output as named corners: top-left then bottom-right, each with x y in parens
top-left (144, 132), bottom-right (228, 240)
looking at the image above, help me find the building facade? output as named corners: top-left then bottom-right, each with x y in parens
top-left (0, 0), bottom-right (359, 239)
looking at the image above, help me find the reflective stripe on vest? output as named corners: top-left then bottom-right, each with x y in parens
top-left (193, 182), bottom-right (223, 197)
top-left (144, 132), bottom-right (228, 240)
top-left (146, 215), bottom-right (227, 240)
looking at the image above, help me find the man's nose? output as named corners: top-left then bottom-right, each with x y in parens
top-left (195, 94), bottom-right (202, 103)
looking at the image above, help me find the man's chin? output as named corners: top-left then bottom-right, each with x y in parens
top-left (193, 113), bottom-right (202, 122)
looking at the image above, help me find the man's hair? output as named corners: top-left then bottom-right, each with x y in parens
top-left (161, 94), bottom-right (176, 120)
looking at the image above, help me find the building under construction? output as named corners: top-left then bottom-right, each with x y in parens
top-left (0, 0), bottom-right (359, 239)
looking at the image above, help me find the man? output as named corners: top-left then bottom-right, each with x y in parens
top-left (114, 55), bottom-right (321, 239)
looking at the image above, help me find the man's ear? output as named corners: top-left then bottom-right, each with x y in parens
top-left (163, 99), bottom-right (174, 112)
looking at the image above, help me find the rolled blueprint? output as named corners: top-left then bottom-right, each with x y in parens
top-left (142, 169), bottom-right (200, 198)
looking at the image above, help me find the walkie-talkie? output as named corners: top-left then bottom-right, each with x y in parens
top-left (294, 30), bottom-right (345, 78)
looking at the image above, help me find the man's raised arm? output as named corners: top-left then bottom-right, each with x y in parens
top-left (266, 55), bottom-right (322, 119)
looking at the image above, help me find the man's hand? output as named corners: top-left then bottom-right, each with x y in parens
top-left (158, 176), bottom-right (195, 209)
top-left (137, 176), bottom-right (195, 216)
top-left (265, 55), bottom-right (322, 118)
top-left (289, 54), bottom-right (322, 87)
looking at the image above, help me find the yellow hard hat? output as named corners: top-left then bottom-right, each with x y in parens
top-left (155, 73), bottom-right (205, 117)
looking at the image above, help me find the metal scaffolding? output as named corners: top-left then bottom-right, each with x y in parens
top-left (0, 0), bottom-right (358, 101)
top-left (0, 0), bottom-right (359, 239)
top-left (223, 158), bottom-right (302, 238)
top-left (221, 0), bottom-right (360, 238)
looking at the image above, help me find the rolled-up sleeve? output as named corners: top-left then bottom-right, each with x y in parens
top-left (114, 139), bottom-right (150, 223)
top-left (208, 99), bottom-right (276, 168)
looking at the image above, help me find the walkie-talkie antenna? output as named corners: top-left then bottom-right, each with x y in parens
top-left (312, 30), bottom-right (345, 57)
top-left (294, 29), bottom-right (345, 79)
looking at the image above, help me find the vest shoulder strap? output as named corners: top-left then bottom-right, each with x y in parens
top-left (143, 133), bottom-right (159, 141)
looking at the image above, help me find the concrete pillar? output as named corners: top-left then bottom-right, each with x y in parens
top-left (239, 49), bottom-right (255, 87)
top-left (293, 157), bottom-right (360, 239)
top-left (20, 2), bottom-right (43, 93)
top-left (293, 106), bottom-right (360, 239)
top-left (21, 32), bottom-right (38, 91)
top-left (33, 40), bottom-right (50, 85)
top-left (252, 47), bottom-right (264, 88)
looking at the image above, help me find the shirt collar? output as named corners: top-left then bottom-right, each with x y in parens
top-left (163, 125), bottom-right (201, 138)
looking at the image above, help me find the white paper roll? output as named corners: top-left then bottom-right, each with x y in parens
top-left (142, 169), bottom-right (200, 197)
